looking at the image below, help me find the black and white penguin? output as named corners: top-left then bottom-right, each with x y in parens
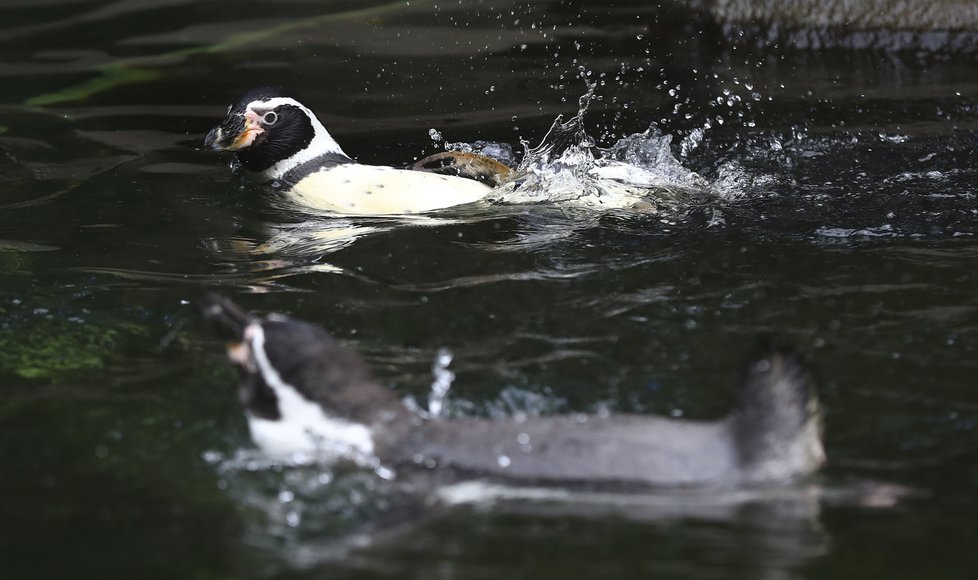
top-left (198, 294), bottom-right (826, 489)
top-left (204, 87), bottom-right (502, 215)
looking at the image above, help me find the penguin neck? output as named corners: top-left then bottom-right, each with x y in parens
top-left (264, 116), bottom-right (351, 181)
top-left (241, 320), bottom-right (416, 463)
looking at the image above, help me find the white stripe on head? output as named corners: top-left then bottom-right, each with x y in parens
top-left (246, 96), bottom-right (349, 179)
top-left (244, 321), bottom-right (376, 464)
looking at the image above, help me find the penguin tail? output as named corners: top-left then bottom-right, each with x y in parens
top-left (733, 340), bottom-right (826, 478)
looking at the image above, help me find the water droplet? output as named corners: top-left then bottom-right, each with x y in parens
top-left (286, 511), bottom-right (301, 527)
top-left (428, 347), bottom-right (455, 418)
top-left (201, 450), bottom-right (224, 464)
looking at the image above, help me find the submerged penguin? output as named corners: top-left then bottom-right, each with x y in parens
top-left (204, 87), bottom-right (511, 215)
top-left (198, 294), bottom-right (826, 489)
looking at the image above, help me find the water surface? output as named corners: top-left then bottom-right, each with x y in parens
top-left (2, 1), bottom-right (978, 578)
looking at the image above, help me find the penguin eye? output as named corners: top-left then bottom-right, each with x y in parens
top-left (262, 111), bottom-right (278, 125)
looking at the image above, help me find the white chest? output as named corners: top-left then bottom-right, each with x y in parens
top-left (287, 164), bottom-right (492, 215)
top-left (243, 322), bottom-right (376, 463)
top-left (246, 397), bottom-right (375, 463)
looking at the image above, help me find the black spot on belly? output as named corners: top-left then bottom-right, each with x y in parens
top-left (376, 184), bottom-right (385, 189)
top-left (342, 179), bottom-right (351, 184)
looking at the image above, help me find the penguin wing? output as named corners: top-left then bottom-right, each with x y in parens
top-left (411, 151), bottom-right (514, 187)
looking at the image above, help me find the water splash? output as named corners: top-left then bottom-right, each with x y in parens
top-left (401, 347), bottom-right (457, 419)
top-left (202, 447), bottom-right (407, 570)
top-left (427, 347), bottom-right (455, 418)
top-left (487, 84), bottom-right (741, 214)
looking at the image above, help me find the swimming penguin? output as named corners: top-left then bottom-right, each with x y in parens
top-left (198, 294), bottom-right (826, 489)
top-left (204, 87), bottom-right (509, 215)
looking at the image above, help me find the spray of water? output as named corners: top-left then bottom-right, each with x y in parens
top-left (428, 347), bottom-right (455, 418)
top-left (486, 82), bottom-right (757, 215)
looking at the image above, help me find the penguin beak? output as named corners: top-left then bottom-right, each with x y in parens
top-left (195, 293), bottom-right (260, 372)
top-left (204, 110), bottom-right (264, 152)
top-left (196, 292), bottom-right (252, 340)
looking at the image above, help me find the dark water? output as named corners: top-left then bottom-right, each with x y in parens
top-left (2, 1), bottom-right (978, 578)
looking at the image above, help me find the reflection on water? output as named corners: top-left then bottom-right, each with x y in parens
top-left (3, 0), bottom-right (978, 578)
top-left (204, 439), bottom-right (833, 577)
top-left (204, 445), bottom-right (914, 579)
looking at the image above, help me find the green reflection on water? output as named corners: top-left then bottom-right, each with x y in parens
top-left (26, 0), bottom-right (430, 107)
top-left (0, 314), bottom-right (146, 379)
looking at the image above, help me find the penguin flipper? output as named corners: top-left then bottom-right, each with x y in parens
top-left (411, 151), bottom-right (514, 187)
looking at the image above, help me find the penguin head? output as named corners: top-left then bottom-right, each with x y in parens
top-left (197, 293), bottom-right (407, 459)
top-left (204, 87), bottom-right (349, 177)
